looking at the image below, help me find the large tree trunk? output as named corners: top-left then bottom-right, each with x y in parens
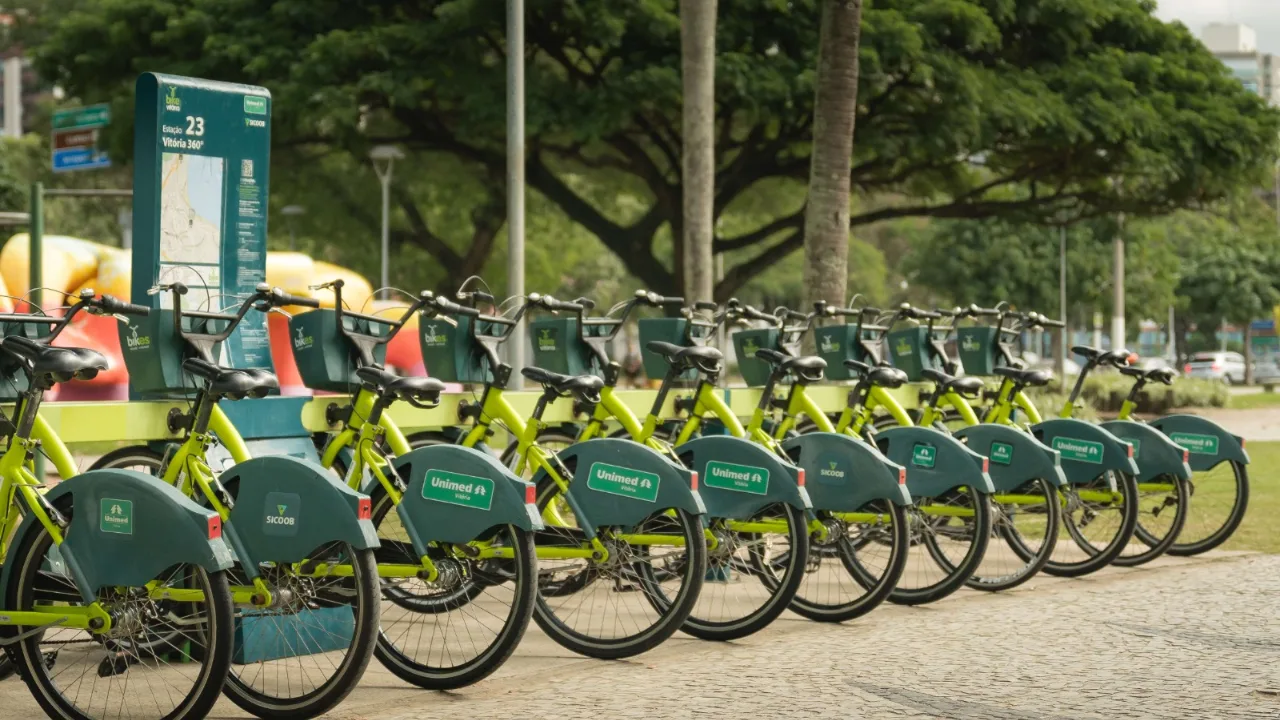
top-left (680, 0), bottom-right (717, 303)
top-left (802, 0), bottom-right (863, 311)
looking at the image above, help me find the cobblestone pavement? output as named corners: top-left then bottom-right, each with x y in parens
top-left (0, 551), bottom-right (1272, 719)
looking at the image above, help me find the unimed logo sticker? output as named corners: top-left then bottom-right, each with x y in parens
top-left (1052, 437), bottom-right (1104, 464)
top-left (703, 460), bottom-right (770, 495)
top-left (586, 463), bottom-right (660, 502)
top-left (423, 470), bottom-right (494, 511)
top-left (100, 498), bottom-right (133, 535)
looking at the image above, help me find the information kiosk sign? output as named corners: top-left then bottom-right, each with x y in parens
top-left (132, 72), bottom-right (273, 372)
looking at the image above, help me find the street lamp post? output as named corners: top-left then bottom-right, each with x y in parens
top-left (370, 145), bottom-right (405, 300)
top-left (281, 204), bottom-right (304, 251)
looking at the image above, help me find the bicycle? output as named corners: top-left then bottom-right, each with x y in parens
top-left (297, 279), bottom-right (541, 690)
top-left (740, 300), bottom-right (994, 605)
top-left (954, 306), bottom-right (1190, 569)
top-left (92, 282), bottom-right (382, 719)
top-left (410, 289), bottom-right (708, 659)
top-left (523, 291), bottom-right (817, 638)
top-left (0, 290), bottom-right (235, 720)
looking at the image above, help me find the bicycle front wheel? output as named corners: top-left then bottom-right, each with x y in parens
top-left (532, 480), bottom-right (706, 659)
top-left (8, 505), bottom-right (234, 720)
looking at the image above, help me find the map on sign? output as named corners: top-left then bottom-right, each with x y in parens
top-left (158, 152), bottom-right (224, 310)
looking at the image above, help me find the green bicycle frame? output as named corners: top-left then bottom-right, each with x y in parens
top-left (833, 385), bottom-right (914, 436)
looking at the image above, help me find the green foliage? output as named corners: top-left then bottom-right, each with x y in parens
top-left (22, 0), bottom-right (1280, 301)
top-left (1023, 372), bottom-right (1227, 416)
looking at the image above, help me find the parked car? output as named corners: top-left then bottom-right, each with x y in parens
top-left (1184, 352), bottom-right (1246, 384)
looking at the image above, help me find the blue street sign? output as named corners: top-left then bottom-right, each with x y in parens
top-left (52, 147), bottom-right (112, 172)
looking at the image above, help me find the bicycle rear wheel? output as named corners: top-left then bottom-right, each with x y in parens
top-left (887, 488), bottom-right (992, 605)
top-left (8, 503), bottom-right (234, 720)
top-left (1169, 460), bottom-right (1248, 556)
top-left (789, 502), bottom-right (909, 622)
top-left (531, 479), bottom-right (706, 659)
top-left (677, 503), bottom-right (807, 641)
top-left (1115, 473), bottom-right (1189, 567)
top-left (1044, 471), bottom-right (1139, 577)
top-left (969, 478), bottom-right (1060, 592)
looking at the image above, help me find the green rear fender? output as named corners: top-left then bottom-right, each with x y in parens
top-left (875, 426), bottom-right (995, 498)
top-left (951, 424), bottom-right (1067, 490)
top-left (781, 432), bottom-right (912, 510)
top-left (392, 444), bottom-right (542, 549)
top-left (531, 438), bottom-right (705, 533)
top-left (1099, 420), bottom-right (1192, 482)
top-left (221, 455), bottom-right (379, 565)
top-left (1148, 414), bottom-right (1248, 471)
top-left (1, 469), bottom-right (234, 602)
top-left (1030, 418), bottom-right (1139, 484)
top-left (674, 435), bottom-right (810, 519)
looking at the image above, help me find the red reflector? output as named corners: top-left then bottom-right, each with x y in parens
top-left (898, 469), bottom-right (906, 485)
top-left (525, 483), bottom-right (536, 505)
top-left (982, 457), bottom-right (989, 473)
top-left (1183, 450), bottom-right (1189, 463)
top-left (690, 472), bottom-right (699, 491)
top-left (207, 515), bottom-right (221, 540)
top-left (357, 498), bottom-right (372, 520)
top-left (796, 468), bottom-right (805, 487)
top-left (1183, 364), bottom-right (1192, 374)
top-left (1127, 443), bottom-right (1134, 458)
top-left (1241, 437), bottom-right (1247, 450)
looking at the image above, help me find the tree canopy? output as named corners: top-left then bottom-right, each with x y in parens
top-left (20, 0), bottom-right (1280, 300)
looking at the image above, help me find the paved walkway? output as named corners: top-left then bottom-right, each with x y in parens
top-left (284, 552), bottom-right (1280, 718)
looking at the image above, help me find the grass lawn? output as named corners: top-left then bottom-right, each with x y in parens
top-left (1227, 391), bottom-right (1280, 410)
top-left (1207, 440), bottom-right (1279, 554)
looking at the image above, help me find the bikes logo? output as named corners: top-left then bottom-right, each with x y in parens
top-left (703, 460), bottom-right (770, 495)
top-left (421, 322), bottom-right (448, 347)
top-left (422, 470), bottom-right (494, 511)
top-left (911, 443), bottom-right (937, 468)
top-left (165, 85), bottom-right (181, 112)
top-left (100, 498), bottom-right (133, 535)
top-left (586, 462), bottom-right (660, 503)
top-left (263, 492), bottom-right (301, 536)
top-left (989, 441), bottom-right (1013, 466)
top-left (819, 460), bottom-right (846, 480)
top-left (293, 327), bottom-right (314, 351)
top-left (961, 335), bottom-right (981, 353)
top-left (741, 337), bottom-right (760, 357)
top-left (1169, 431), bottom-right (1220, 456)
top-left (124, 325), bottom-right (151, 350)
top-left (895, 338), bottom-right (913, 357)
top-left (1051, 437), bottom-right (1104, 464)
top-left (536, 327), bottom-right (557, 352)
top-left (819, 334), bottom-right (840, 353)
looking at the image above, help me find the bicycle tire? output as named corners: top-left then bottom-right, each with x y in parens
top-left (969, 477), bottom-right (1060, 592)
top-left (1114, 473), bottom-right (1189, 567)
top-left (1043, 471), bottom-right (1139, 577)
top-left (1169, 460), bottom-right (1249, 556)
top-left (788, 503), bottom-right (910, 622)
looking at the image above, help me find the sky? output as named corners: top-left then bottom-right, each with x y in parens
top-left (1155, 0), bottom-right (1280, 53)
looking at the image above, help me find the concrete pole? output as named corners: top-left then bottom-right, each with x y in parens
top-left (680, 0), bottom-right (717, 304)
top-left (4, 57), bottom-right (22, 137)
top-left (29, 182), bottom-right (42, 482)
top-left (1057, 225), bottom-right (1067, 379)
top-left (118, 208), bottom-right (132, 250)
top-left (379, 162), bottom-right (392, 300)
top-left (506, 0), bottom-right (526, 387)
top-left (1111, 213), bottom-right (1125, 351)
top-left (1167, 305), bottom-right (1176, 362)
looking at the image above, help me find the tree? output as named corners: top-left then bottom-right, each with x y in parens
top-left (803, 0), bottom-right (862, 310)
top-left (1177, 243), bottom-right (1280, 383)
top-left (679, 0), bottom-right (716, 303)
top-left (25, 0), bottom-right (1280, 298)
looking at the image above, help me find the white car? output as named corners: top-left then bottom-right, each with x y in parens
top-left (1184, 352), bottom-right (1246, 384)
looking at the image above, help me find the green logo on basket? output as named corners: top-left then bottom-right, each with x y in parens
top-left (422, 322), bottom-right (448, 346)
top-left (422, 470), bottom-right (494, 511)
top-left (896, 338), bottom-right (912, 357)
top-left (990, 442), bottom-right (1013, 465)
top-left (1169, 432), bottom-right (1219, 456)
top-left (703, 460), bottom-right (770, 495)
top-left (537, 327), bottom-right (557, 352)
top-left (742, 338), bottom-right (760, 357)
top-left (819, 334), bottom-right (840, 353)
top-left (911, 444), bottom-right (936, 468)
top-left (164, 85), bottom-right (181, 111)
top-left (125, 326), bottom-right (151, 350)
top-left (1052, 437), bottom-right (1103, 464)
top-left (100, 498), bottom-right (133, 535)
top-left (292, 327), bottom-right (314, 350)
top-left (961, 335), bottom-right (981, 352)
top-left (586, 462), bottom-right (660, 502)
